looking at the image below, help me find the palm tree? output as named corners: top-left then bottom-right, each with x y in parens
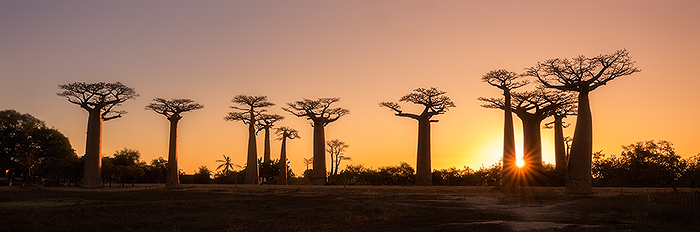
top-left (216, 154), bottom-right (241, 176)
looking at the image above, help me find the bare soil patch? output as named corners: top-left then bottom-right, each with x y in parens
top-left (1, 185), bottom-right (698, 231)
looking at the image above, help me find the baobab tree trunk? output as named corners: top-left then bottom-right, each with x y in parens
top-left (312, 121), bottom-right (327, 185)
top-left (166, 118), bottom-right (182, 189)
top-left (83, 108), bottom-right (103, 188)
top-left (416, 118), bottom-right (432, 186)
top-left (521, 116), bottom-right (543, 173)
top-left (502, 92), bottom-right (517, 191)
top-left (278, 137), bottom-right (287, 185)
top-left (566, 86), bottom-right (593, 195)
top-left (245, 122), bottom-right (259, 184)
top-left (553, 116), bottom-right (567, 171)
top-left (520, 114), bottom-right (544, 186)
top-left (263, 128), bottom-right (271, 162)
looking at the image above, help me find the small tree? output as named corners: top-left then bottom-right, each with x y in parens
top-left (57, 82), bottom-right (138, 188)
top-left (275, 126), bottom-right (299, 185)
top-left (527, 49), bottom-right (641, 195)
top-left (193, 166), bottom-right (213, 184)
top-left (380, 87), bottom-right (455, 185)
top-left (216, 154), bottom-right (241, 183)
top-left (283, 98), bottom-right (349, 185)
top-left (326, 139), bottom-right (350, 183)
top-left (146, 98), bottom-right (203, 189)
top-left (303, 157), bottom-right (313, 171)
top-left (225, 95), bottom-right (275, 184)
top-left (256, 114), bottom-right (284, 162)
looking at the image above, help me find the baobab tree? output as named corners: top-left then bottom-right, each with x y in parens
top-left (526, 49), bottom-right (640, 195)
top-left (225, 95), bottom-right (275, 184)
top-left (145, 98), bottom-right (203, 189)
top-left (543, 97), bottom-right (577, 171)
top-left (275, 126), bottom-right (299, 185)
top-left (326, 139), bottom-right (350, 182)
top-left (57, 82), bottom-right (138, 188)
top-left (283, 98), bottom-right (349, 185)
top-left (256, 113), bottom-right (284, 162)
top-left (480, 69), bottom-right (528, 191)
top-left (480, 88), bottom-right (574, 185)
top-left (380, 87), bottom-right (455, 186)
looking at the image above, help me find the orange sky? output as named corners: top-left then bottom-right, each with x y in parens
top-left (2, 1), bottom-right (700, 175)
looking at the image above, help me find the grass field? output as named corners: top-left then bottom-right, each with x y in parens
top-left (1, 185), bottom-right (698, 232)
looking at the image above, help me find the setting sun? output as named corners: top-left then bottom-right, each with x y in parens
top-left (516, 158), bottom-right (525, 168)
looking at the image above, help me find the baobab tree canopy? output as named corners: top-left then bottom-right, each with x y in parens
top-left (283, 98), bottom-right (349, 126)
top-left (482, 69), bottom-right (529, 91)
top-left (380, 87), bottom-right (455, 120)
top-left (145, 98), bottom-right (204, 121)
top-left (526, 49), bottom-right (641, 92)
top-left (57, 82), bottom-right (138, 120)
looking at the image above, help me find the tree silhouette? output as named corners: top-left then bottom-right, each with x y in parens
top-left (543, 97), bottom-right (577, 171)
top-left (216, 154), bottom-right (239, 175)
top-left (480, 69), bottom-right (528, 191)
top-left (303, 157), bottom-right (313, 171)
top-left (380, 87), bottom-right (455, 185)
top-left (57, 82), bottom-right (138, 188)
top-left (275, 126), bottom-right (299, 185)
top-left (225, 95), bottom-right (275, 184)
top-left (145, 98), bottom-right (203, 189)
top-left (480, 88), bottom-right (574, 185)
top-left (326, 139), bottom-right (350, 182)
top-left (526, 49), bottom-right (640, 195)
top-left (283, 98), bottom-right (349, 185)
top-left (256, 114), bottom-right (284, 162)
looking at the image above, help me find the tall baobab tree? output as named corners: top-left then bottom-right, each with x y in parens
top-left (256, 113), bottom-right (284, 162)
top-left (57, 82), bottom-right (138, 188)
top-left (283, 98), bottom-right (349, 185)
top-left (380, 87), bottom-right (455, 186)
top-left (225, 95), bottom-right (275, 184)
top-left (480, 69), bottom-right (528, 191)
top-left (526, 49), bottom-right (640, 195)
top-left (326, 139), bottom-right (351, 182)
top-left (543, 97), bottom-right (577, 171)
top-left (275, 126), bottom-right (299, 185)
top-left (145, 98), bottom-right (203, 189)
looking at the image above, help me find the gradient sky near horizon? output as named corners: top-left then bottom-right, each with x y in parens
top-left (2, 1), bottom-right (700, 175)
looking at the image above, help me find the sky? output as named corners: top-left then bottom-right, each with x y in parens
top-left (2, 1), bottom-right (700, 176)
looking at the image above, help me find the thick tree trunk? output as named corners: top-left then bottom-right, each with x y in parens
top-left (521, 115), bottom-right (543, 173)
top-left (245, 122), bottom-right (259, 184)
top-left (416, 118), bottom-right (432, 186)
top-left (502, 92), bottom-right (517, 191)
top-left (553, 116), bottom-right (567, 171)
top-left (165, 118), bottom-right (182, 189)
top-left (566, 87), bottom-right (593, 195)
top-left (278, 137), bottom-right (287, 185)
top-left (83, 108), bottom-right (103, 188)
top-left (312, 121), bottom-right (327, 185)
top-left (263, 128), bottom-right (271, 162)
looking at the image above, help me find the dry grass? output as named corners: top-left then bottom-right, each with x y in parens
top-left (1, 185), bottom-right (698, 232)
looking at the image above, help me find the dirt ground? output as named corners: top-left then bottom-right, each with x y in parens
top-left (1, 184), bottom-right (697, 231)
